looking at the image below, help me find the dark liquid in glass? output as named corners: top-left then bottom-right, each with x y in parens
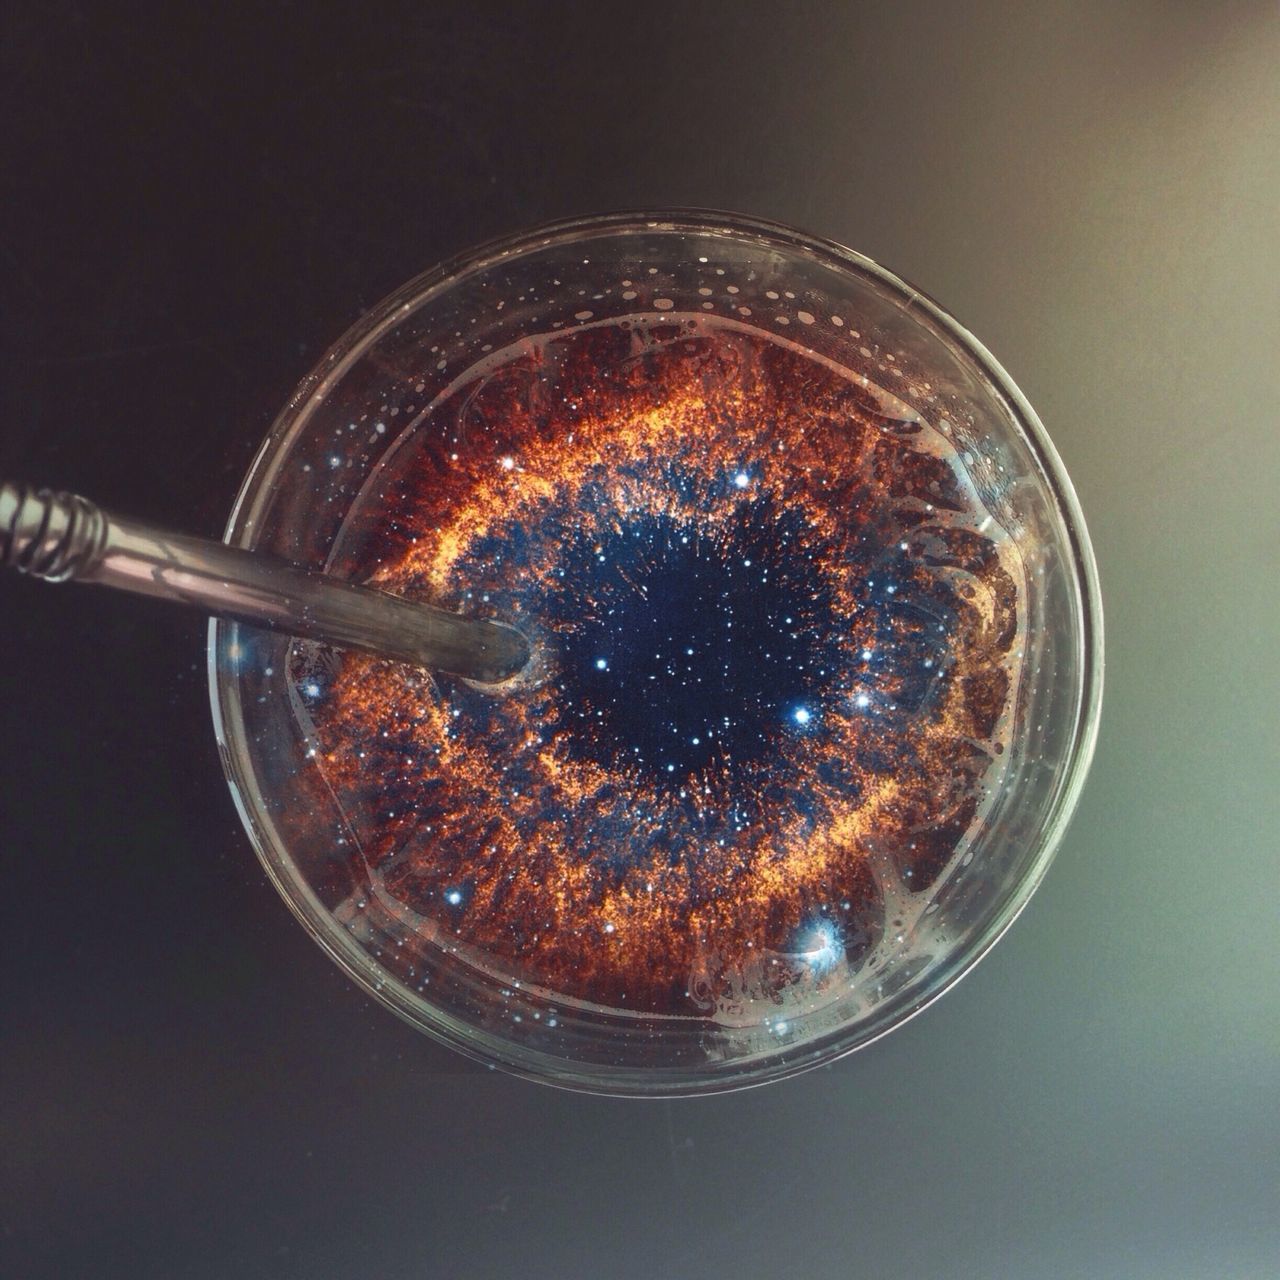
top-left (289, 315), bottom-right (1024, 1020)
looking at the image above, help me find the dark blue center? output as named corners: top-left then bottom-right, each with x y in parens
top-left (546, 497), bottom-right (841, 790)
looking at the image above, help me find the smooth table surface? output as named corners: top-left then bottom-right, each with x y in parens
top-left (2, 3), bottom-right (1277, 1277)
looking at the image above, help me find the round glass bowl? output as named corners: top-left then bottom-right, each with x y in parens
top-left (209, 211), bottom-right (1102, 1095)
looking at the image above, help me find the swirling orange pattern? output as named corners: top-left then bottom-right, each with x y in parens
top-left (297, 317), bottom-right (1022, 1014)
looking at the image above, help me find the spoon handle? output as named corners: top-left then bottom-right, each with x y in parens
top-left (0, 482), bottom-right (528, 685)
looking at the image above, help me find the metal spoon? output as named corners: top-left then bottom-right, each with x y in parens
top-left (0, 481), bottom-right (530, 685)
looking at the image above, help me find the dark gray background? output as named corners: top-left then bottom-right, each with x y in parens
top-left (3, 3), bottom-right (1277, 1277)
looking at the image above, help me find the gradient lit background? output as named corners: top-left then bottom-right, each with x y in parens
top-left (2, 3), bottom-right (1277, 1276)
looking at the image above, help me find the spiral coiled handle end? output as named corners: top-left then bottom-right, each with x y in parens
top-left (0, 482), bottom-right (109, 583)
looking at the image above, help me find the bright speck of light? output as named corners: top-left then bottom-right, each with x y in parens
top-left (303, 680), bottom-right (321, 698)
top-left (855, 692), bottom-right (871, 709)
top-left (595, 657), bottom-right (608, 670)
top-left (733, 471), bottom-right (751, 488)
top-left (799, 920), bottom-right (844, 973)
top-left (793, 707), bottom-right (812, 725)
top-left (500, 455), bottom-right (515, 470)
top-left (861, 648), bottom-right (873, 661)
top-left (445, 889), bottom-right (463, 906)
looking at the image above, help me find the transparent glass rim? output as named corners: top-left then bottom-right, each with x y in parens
top-left (209, 209), bottom-right (1105, 1096)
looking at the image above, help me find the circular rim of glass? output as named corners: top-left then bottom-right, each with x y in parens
top-left (209, 208), bottom-right (1105, 1096)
